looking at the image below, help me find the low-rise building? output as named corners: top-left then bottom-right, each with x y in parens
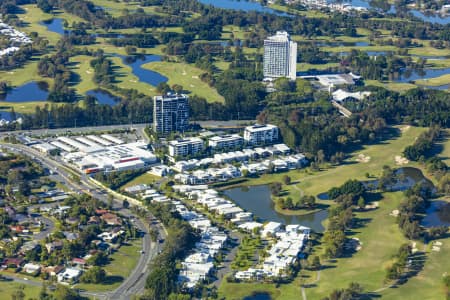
top-left (168, 138), bottom-right (204, 158)
top-left (57, 268), bottom-right (82, 284)
top-left (244, 124), bottom-right (279, 146)
top-left (208, 134), bottom-right (244, 150)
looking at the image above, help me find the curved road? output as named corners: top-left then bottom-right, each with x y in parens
top-left (2, 143), bottom-right (166, 299)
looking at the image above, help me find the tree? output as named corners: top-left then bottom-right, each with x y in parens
top-left (53, 285), bottom-right (83, 300)
top-left (123, 199), bottom-right (130, 209)
top-left (11, 285), bottom-right (25, 300)
top-left (357, 196), bottom-right (365, 209)
top-left (310, 255), bottom-right (321, 270)
top-left (80, 266), bottom-right (106, 284)
top-left (282, 175), bottom-right (291, 185)
top-left (269, 182), bottom-right (282, 196)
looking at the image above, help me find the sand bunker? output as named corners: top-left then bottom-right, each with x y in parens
top-left (345, 238), bottom-right (362, 251)
top-left (365, 201), bottom-right (379, 210)
top-left (390, 209), bottom-right (400, 217)
top-left (356, 153), bottom-right (371, 163)
top-left (395, 155), bottom-right (409, 165)
top-left (432, 241), bottom-right (443, 252)
top-left (400, 125), bottom-right (411, 133)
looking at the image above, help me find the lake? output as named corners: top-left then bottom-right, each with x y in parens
top-left (421, 200), bottom-right (450, 227)
top-left (86, 89), bottom-right (121, 106)
top-left (113, 54), bottom-right (168, 87)
top-left (224, 185), bottom-right (328, 232)
top-left (0, 81), bottom-right (49, 102)
top-left (198, 0), bottom-right (290, 16)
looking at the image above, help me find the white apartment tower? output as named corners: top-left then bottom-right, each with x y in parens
top-left (244, 124), bottom-right (279, 146)
top-left (153, 93), bottom-right (189, 134)
top-left (263, 31), bottom-right (297, 81)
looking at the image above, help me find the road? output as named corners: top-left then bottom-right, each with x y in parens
top-left (0, 120), bottom-right (253, 138)
top-left (2, 143), bottom-right (166, 299)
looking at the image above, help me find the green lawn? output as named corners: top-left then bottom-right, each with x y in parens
top-left (18, 5), bottom-right (63, 45)
top-left (297, 62), bottom-right (339, 72)
top-left (75, 239), bottom-right (142, 292)
top-left (322, 45), bottom-right (397, 53)
top-left (437, 129), bottom-right (450, 166)
top-left (365, 80), bottom-right (417, 92)
top-left (121, 172), bottom-right (162, 189)
top-left (416, 74), bottom-right (450, 87)
top-left (143, 61), bottom-right (225, 103)
top-left (380, 214), bottom-right (450, 299)
top-left (303, 192), bottom-right (410, 299)
top-left (69, 55), bottom-right (96, 95)
top-left (227, 126), bottom-right (426, 203)
top-left (0, 60), bottom-right (51, 88)
top-left (408, 47), bottom-right (450, 57)
top-left (109, 55), bottom-right (158, 95)
top-left (222, 25), bottom-right (250, 40)
top-left (0, 281), bottom-right (42, 298)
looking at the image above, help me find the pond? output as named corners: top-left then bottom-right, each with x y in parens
top-left (198, 0), bottom-right (290, 16)
top-left (224, 185), bottom-right (328, 232)
top-left (393, 67), bottom-right (450, 83)
top-left (421, 200), bottom-right (450, 228)
top-left (40, 18), bottom-right (68, 35)
top-left (317, 167), bottom-right (433, 200)
top-left (0, 81), bottom-right (49, 102)
top-left (243, 292), bottom-right (272, 300)
top-left (0, 111), bottom-right (22, 121)
top-left (86, 89), bottom-right (121, 106)
top-left (113, 54), bottom-right (168, 87)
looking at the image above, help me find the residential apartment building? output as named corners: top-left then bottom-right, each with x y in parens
top-left (153, 93), bottom-right (189, 134)
top-left (244, 124), bottom-right (279, 146)
top-left (263, 31), bottom-right (297, 81)
top-left (169, 138), bottom-right (204, 158)
top-left (208, 134), bottom-right (244, 150)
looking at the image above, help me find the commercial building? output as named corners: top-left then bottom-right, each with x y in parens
top-left (61, 140), bottom-right (158, 174)
top-left (168, 138), bottom-right (204, 158)
top-left (208, 134), bottom-right (244, 150)
top-left (153, 93), bottom-right (189, 134)
top-left (263, 31), bottom-right (297, 81)
top-left (244, 124), bottom-right (279, 146)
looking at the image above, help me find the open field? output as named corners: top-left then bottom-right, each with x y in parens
top-left (322, 45), bottom-right (398, 53)
top-left (222, 25), bottom-right (250, 40)
top-left (415, 74), bottom-right (450, 87)
top-left (90, 0), bottom-right (193, 18)
top-left (143, 62), bottom-right (225, 103)
top-left (75, 239), bottom-right (142, 292)
top-left (121, 172), bottom-right (162, 189)
top-left (365, 80), bottom-right (417, 92)
top-left (408, 47), bottom-right (450, 57)
top-left (0, 281), bottom-right (41, 298)
top-left (269, 4), bottom-right (329, 18)
top-left (0, 101), bottom-right (59, 114)
top-left (297, 62), bottom-right (339, 71)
